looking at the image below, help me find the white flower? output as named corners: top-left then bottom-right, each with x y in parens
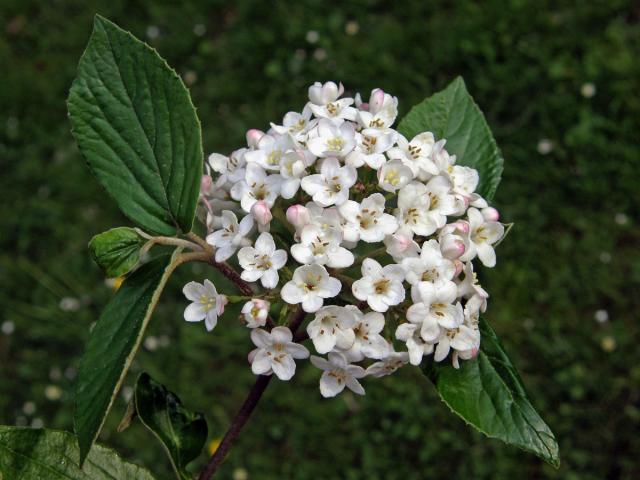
top-left (306, 305), bottom-right (357, 354)
top-left (457, 261), bottom-right (489, 315)
top-left (244, 133), bottom-right (293, 172)
top-left (182, 280), bottom-right (228, 331)
top-left (434, 325), bottom-right (479, 364)
top-left (208, 148), bottom-right (247, 185)
top-left (270, 105), bottom-right (316, 143)
top-left (460, 207), bottom-right (504, 267)
top-left (206, 210), bottom-right (254, 262)
top-left (230, 163), bottom-right (282, 212)
top-left (300, 157), bottom-right (357, 206)
top-left (387, 132), bottom-right (438, 179)
top-left (339, 193), bottom-right (398, 243)
top-left (352, 258), bottom-right (405, 313)
top-left (395, 177), bottom-right (457, 237)
top-left (395, 323), bottom-right (433, 366)
top-left (344, 308), bottom-right (390, 361)
top-left (310, 352), bottom-right (366, 397)
top-left (402, 239), bottom-right (455, 288)
top-left (281, 264), bottom-right (342, 312)
top-left (290, 224), bottom-right (354, 268)
top-left (278, 150), bottom-right (313, 199)
top-left (356, 88), bottom-right (398, 129)
top-left (307, 81), bottom-right (357, 121)
top-left (241, 299), bottom-right (270, 328)
top-left (307, 119), bottom-right (356, 158)
top-left (407, 281), bottom-right (463, 341)
top-left (345, 128), bottom-right (395, 169)
top-left (377, 159), bottom-right (413, 193)
top-left (366, 351), bottom-right (409, 377)
top-left (249, 327), bottom-right (309, 380)
top-left (237, 232), bottom-right (287, 289)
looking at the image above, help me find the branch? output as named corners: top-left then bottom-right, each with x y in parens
top-left (198, 307), bottom-right (307, 479)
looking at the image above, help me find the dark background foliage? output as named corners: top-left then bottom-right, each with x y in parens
top-left (1, 1), bottom-right (639, 478)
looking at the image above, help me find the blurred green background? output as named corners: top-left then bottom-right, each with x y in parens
top-left (1, 1), bottom-right (639, 478)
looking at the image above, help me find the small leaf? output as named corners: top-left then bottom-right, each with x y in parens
top-left (423, 318), bottom-right (560, 467)
top-left (75, 252), bottom-right (178, 465)
top-left (397, 77), bottom-right (504, 200)
top-left (68, 15), bottom-right (203, 236)
top-left (0, 427), bottom-right (155, 479)
top-left (89, 227), bottom-right (146, 278)
top-left (134, 373), bottom-right (208, 479)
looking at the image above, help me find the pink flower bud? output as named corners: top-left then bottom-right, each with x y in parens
top-left (393, 234), bottom-right (413, 253)
top-left (251, 200), bottom-right (272, 226)
top-left (453, 220), bottom-right (470, 234)
top-left (286, 204), bottom-right (310, 227)
top-left (470, 347), bottom-right (479, 359)
top-left (370, 88), bottom-right (385, 113)
top-left (200, 174), bottom-right (213, 194)
top-left (482, 207), bottom-right (500, 222)
top-left (246, 129), bottom-right (265, 148)
top-left (441, 235), bottom-right (466, 260)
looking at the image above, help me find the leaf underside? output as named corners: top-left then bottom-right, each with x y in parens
top-left (67, 15), bottom-right (202, 236)
top-left (423, 319), bottom-right (560, 467)
top-left (74, 252), bottom-right (177, 465)
top-left (397, 76), bottom-right (504, 200)
top-left (0, 427), bottom-right (155, 479)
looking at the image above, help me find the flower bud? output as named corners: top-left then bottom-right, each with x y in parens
top-left (441, 235), bottom-right (466, 260)
top-left (453, 259), bottom-right (464, 277)
top-left (200, 174), bottom-right (213, 194)
top-left (286, 204), bottom-right (310, 228)
top-left (453, 220), bottom-right (470, 234)
top-left (242, 299), bottom-right (270, 328)
top-left (251, 200), bottom-right (272, 226)
top-left (482, 207), bottom-right (500, 222)
top-left (369, 88), bottom-right (385, 113)
top-left (246, 129), bottom-right (264, 148)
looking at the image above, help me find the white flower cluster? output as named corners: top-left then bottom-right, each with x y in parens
top-left (185, 81), bottom-right (505, 398)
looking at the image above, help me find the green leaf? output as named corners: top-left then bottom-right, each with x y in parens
top-left (397, 77), bottom-right (504, 200)
top-left (67, 15), bottom-right (203, 236)
top-left (0, 427), bottom-right (155, 479)
top-left (423, 318), bottom-right (560, 467)
top-left (89, 227), bottom-right (146, 278)
top-left (75, 252), bottom-right (179, 465)
top-left (134, 373), bottom-right (208, 480)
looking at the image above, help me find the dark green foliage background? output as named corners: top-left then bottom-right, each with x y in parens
top-left (1, 1), bottom-right (638, 479)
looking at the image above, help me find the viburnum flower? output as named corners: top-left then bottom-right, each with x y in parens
top-left (290, 225), bottom-right (354, 268)
top-left (407, 280), bottom-right (464, 341)
top-left (365, 351), bottom-right (409, 378)
top-left (352, 259), bottom-right (405, 312)
top-left (230, 163), bottom-right (282, 212)
top-left (310, 352), bottom-right (366, 397)
top-left (249, 327), bottom-right (309, 380)
top-left (344, 309), bottom-right (390, 361)
top-left (339, 193), bottom-right (398, 243)
top-left (306, 305), bottom-right (356, 354)
top-left (237, 232), bottom-right (287, 289)
top-left (182, 280), bottom-right (228, 332)
top-left (241, 299), bottom-right (271, 328)
top-left (300, 157), bottom-right (357, 206)
top-left (307, 119), bottom-right (356, 158)
top-left (192, 79), bottom-right (509, 385)
top-left (206, 210), bottom-right (254, 262)
top-left (281, 264), bottom-right (342, 312)
top-left (461, 207), bottom-right (504, 267)
top-left (307, 81), bottom-right (357, 121)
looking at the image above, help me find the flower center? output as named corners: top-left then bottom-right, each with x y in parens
top-left (327, 137), bottom-right (345, 152)
top-left (199, 295), bottom-right (217, 312)
top-left (374, 278), bottom-right (390, 295)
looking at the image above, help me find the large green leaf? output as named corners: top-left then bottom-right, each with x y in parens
top-left (423, 319), bottom-right (560, 467)
top-left (134, 373), bottom-right (208, 480)
top-left (75, 252), bottom-right (178, 465)
top-left (89, 227), bottom-right (146, 278)
top-left (397, 77), bottom-right (504, 200)
top-left (0, 427), bottom-right (155, 479)
top-left (68, 15), bottom-right (202, 236)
